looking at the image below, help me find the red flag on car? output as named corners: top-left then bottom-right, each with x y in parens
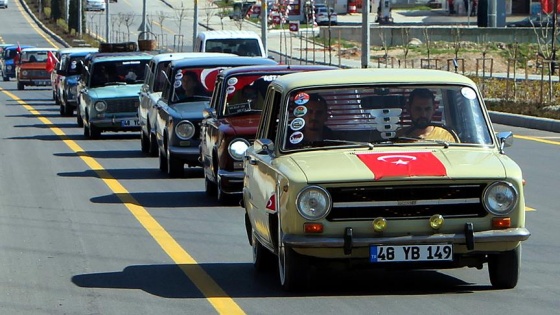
top-left (14, 42), bottom-right (22, 63)
top-left (46, 50), bottom-right (59, 73)
top-left (356, 152), bottom-right (447, 180)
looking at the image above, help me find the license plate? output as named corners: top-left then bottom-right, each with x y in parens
top-left (121, 119), bottom-right (140, 127)
top-left (36, 80), bottom-right (50, 86)
top-left (370, 244), bottom-right (452, 263)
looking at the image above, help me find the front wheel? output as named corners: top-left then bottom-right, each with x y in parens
top-left (278, 219), bottom-right (309, 291)
top-left (140, 130), bottom-right (150, 153)
top-left (166, 146), bottom-right (184, 177)
top-left (17, 82), bottom-right (24, 90)
top-left (488, 245), bottom-right (521, 289)
top-left (252, 228), bottom-right (274, 272)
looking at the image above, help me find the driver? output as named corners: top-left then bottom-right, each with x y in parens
top-left (396, 88), bottom-right (457, 143)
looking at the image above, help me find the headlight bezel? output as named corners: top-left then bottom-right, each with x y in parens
top-left (228, 138), bottom-right (250, 161)
top-left (482, 181), bottom-right (518, 216)
top-left (296, 185), bottom-right (332, 221)
top-left (175, 120), bottom-right (195, 140)
top-left (94, 100), bottom-right (107, 112)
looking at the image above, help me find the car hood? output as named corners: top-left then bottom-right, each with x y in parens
top-left (221, 113), bottom-right (261, 136)
top-left (170, 101), bottom-right (209, 120)
top-left (288, 147), bottom-right (511, 183)
top-left (88, 84), bottom-right (143, 99)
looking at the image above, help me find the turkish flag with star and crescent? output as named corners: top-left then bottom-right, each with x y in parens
top-left (356, 152), bottom-right (447, 180)
top-left (46, 50), bottom-right (59, 73)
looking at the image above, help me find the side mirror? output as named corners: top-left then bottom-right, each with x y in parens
top-left (254, 138), bottom-right (274, 155)
top-left (202, 107), bottom-right (216, 119)
top-left (497, 131), bottom-right (513, 154)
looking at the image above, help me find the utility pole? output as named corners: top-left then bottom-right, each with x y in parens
top-left (552, 0), bottom-right (558, 74)
top-left (361, 0), bottom-right (370, 68)
top-left (78, 0), bottom-right (82, 36)
top-left (193, 0), bottom-right (199, 48)
top-left (106, 0), bottom-right (110, 42)
top-left (141, 0), bottom-right (147, 38)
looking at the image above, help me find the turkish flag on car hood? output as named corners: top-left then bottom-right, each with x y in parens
top-left (46, 50), bottom-right (58, 73)
top-left (356, 152), bottom-right (447, 180)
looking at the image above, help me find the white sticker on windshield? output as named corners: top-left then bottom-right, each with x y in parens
top-left (461, 87), bottom-right (476, 100)
top-left (227, 77), bottom-right (238, 86)
top-left (289, 131), bottom-right (304, 144)
top-left (175, 71), bottom-right (183, 80)
top-left (227, 85), bottom-right (236, 94)
top-left (174, 79), bottom-right (182, 88)
top-left (290, 118), bottom-right (305, 131)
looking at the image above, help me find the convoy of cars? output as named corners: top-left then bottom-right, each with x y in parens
top-left (2, 41), bottom-right (530, 291)
top-left (199, 64), bottom-right (337, 203)
top-left (242, 68), bottom-right (529, 291)
top-left (1, 45), bottom-right (34, 81)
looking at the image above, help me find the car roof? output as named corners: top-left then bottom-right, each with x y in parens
top-left (89, 51), bottom-right (153, 63)
top-left (149, 52), bottom-right (237, 64)
top-left (21, 47), bottom-right (58, 52)
top-left (197, 30), bottom-right (262, 40)
top-left (4, 45), bottom-right (34, 50)
top-left (57, 47), bottom-right (98, 54)
top-left (272, 69), bottom-right (478, 91)
top-left (218, 64), bottom-right (338, 77)
top-left (170, 56), bottom-right (277, 68)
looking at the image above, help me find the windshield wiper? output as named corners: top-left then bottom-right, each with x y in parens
top-left (392, 136), bottom-right (450, 148)
top-left (323, 139), bottom-right (375, 149)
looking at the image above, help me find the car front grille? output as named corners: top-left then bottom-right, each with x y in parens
top-left (23, 70), bottom-right (49, 79)
top-left (105, 98), bottom-right (138, 114)
top-left (325, 184), bottom-right (488, 221)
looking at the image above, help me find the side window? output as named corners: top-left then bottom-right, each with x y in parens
top-left (261, 89), bottom-right (282, 141)
top-left (210, 78), bottom-right (223, 111)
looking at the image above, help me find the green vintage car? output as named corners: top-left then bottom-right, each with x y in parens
top-left (242, 68), bottom-right (530, 291)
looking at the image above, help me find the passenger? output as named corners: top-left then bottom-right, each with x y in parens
top-left (396, 88), bottom-right (457, 142)
top-left (175, 71), bottom-right (207, 101)
top-left (302, 93), bottom-right (330, 142)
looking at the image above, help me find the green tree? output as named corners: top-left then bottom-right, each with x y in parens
top-left (51, 0), bottom-right (63, 21)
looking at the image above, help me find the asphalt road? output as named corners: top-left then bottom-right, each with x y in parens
top-left (1, 1), bottom-right (560, 314)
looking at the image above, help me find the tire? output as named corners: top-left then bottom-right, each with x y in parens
top-left (83, 123), bottom-right (90, 137)
top-left (278, 218), bottom-right (309, 291)
top-left (77, 109), bottom-right (83, 127)
top-left (63, 103), bottom-right (73, 116)
top-left (158, 148), bottom-right (166, 172)
top-left (205, 174), bottom-right (217, 196)
top-left (60, 104), bottom-right (65, 116)
top-left (488, 245), bottom-right (521, 289)
top-left (140, 130), bottom-right (150, 153)
top-left (148, 132), bottom-right (158, 157)
top-left (89, 124), bottom-right (101, 139)
top-left (252, 228), bottom-right (274, 272)
top-left (3, 76), bottom-right (8, 82)
top-left (166, 145), bottom-right (184, 177)
top-left (17, 82), bottom-right (24, 90)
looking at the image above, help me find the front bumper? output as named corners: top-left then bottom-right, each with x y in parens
top-left (284, 227), bottom-right (530, 250)
top-left (217, 169), bottom-right (244, 194)
top-left (89, 115), bottom-right (140, 131)
top-left (168, 145), bottom-right (201, 166)
top-left (19, 79), bottom-right (51, 86)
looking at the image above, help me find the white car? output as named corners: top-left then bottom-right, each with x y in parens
top-left (315, 6), bottom-right (337, 25)
top-left (86, 0), bottom-right (106, 11)
top-left (0, 0), bottom-right (8, 9)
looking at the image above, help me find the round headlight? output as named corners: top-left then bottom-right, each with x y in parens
top-left (296, 186), bottom-right (332, 220)
top-left (22, 70), bottom-right (28, 76)
top-left (7, 65), bottom-right (12, 70)
top-left (175, 120), bottom-right (195, 140)
top-left (228, 139), bottom-right (250, 161)
top-left (94, 101), bottom-right (107, 112)
top-left (483, 181), bottom-right (518, 215)
top-left (70, 86), bottom-right (78, 95)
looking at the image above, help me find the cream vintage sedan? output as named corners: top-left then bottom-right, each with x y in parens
top-left (242, 68), bottom-right (530, 291)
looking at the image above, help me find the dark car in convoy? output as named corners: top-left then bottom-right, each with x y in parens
top-left (199, 64), bottom-right (337, 203)
top-left (138, 52), bottom-right (235, 156)
top-left (1, 45), bottom-right (34, 81)
top-left (51, 47), bottom-right (98, 108)
top-left (56, 49), bottom-right (98, 116)
top-left (154, 56), bottom-right (277, 177)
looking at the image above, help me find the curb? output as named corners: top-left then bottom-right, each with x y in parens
top-left (489, 111), bottom-right (560, 133)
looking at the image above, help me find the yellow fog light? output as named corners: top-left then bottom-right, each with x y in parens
top-left (429, 214), bottom-right (444, 230)
top-left (372, 217), bottom-right (387, 232)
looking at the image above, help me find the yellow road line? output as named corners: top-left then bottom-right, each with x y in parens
top-left (514, 134), bottom-right (560, 145)
top-left (0, 88), bottom-right (245, 315)
top-left (16, 0), bottom-right (59, 49)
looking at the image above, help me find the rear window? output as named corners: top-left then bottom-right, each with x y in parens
top-left (205, 39), bottom-right (262, 57)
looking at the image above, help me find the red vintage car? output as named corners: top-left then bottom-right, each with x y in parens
top-left (199, 64), bottom-right (337, 203)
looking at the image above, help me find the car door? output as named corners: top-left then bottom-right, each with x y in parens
top-left (244, 89), bottom-right (283, 244)
top-left (139, 60), bottom-right (155, 128)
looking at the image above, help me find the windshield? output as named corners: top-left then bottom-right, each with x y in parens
top-left (90, 59), bottom-right (149, 88)
top-left (282, 85), bottom-right (493, 151)
top-left (21, 51), bottom-right (49, 63)
top-left (205, 39), bottom-right (262, 56)
top-left (66, 56), bottom-right (84, 75)
top-left (220, 74), bottom-right (279, 116)
top-left (170, 66), bottom-right (224, 104)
